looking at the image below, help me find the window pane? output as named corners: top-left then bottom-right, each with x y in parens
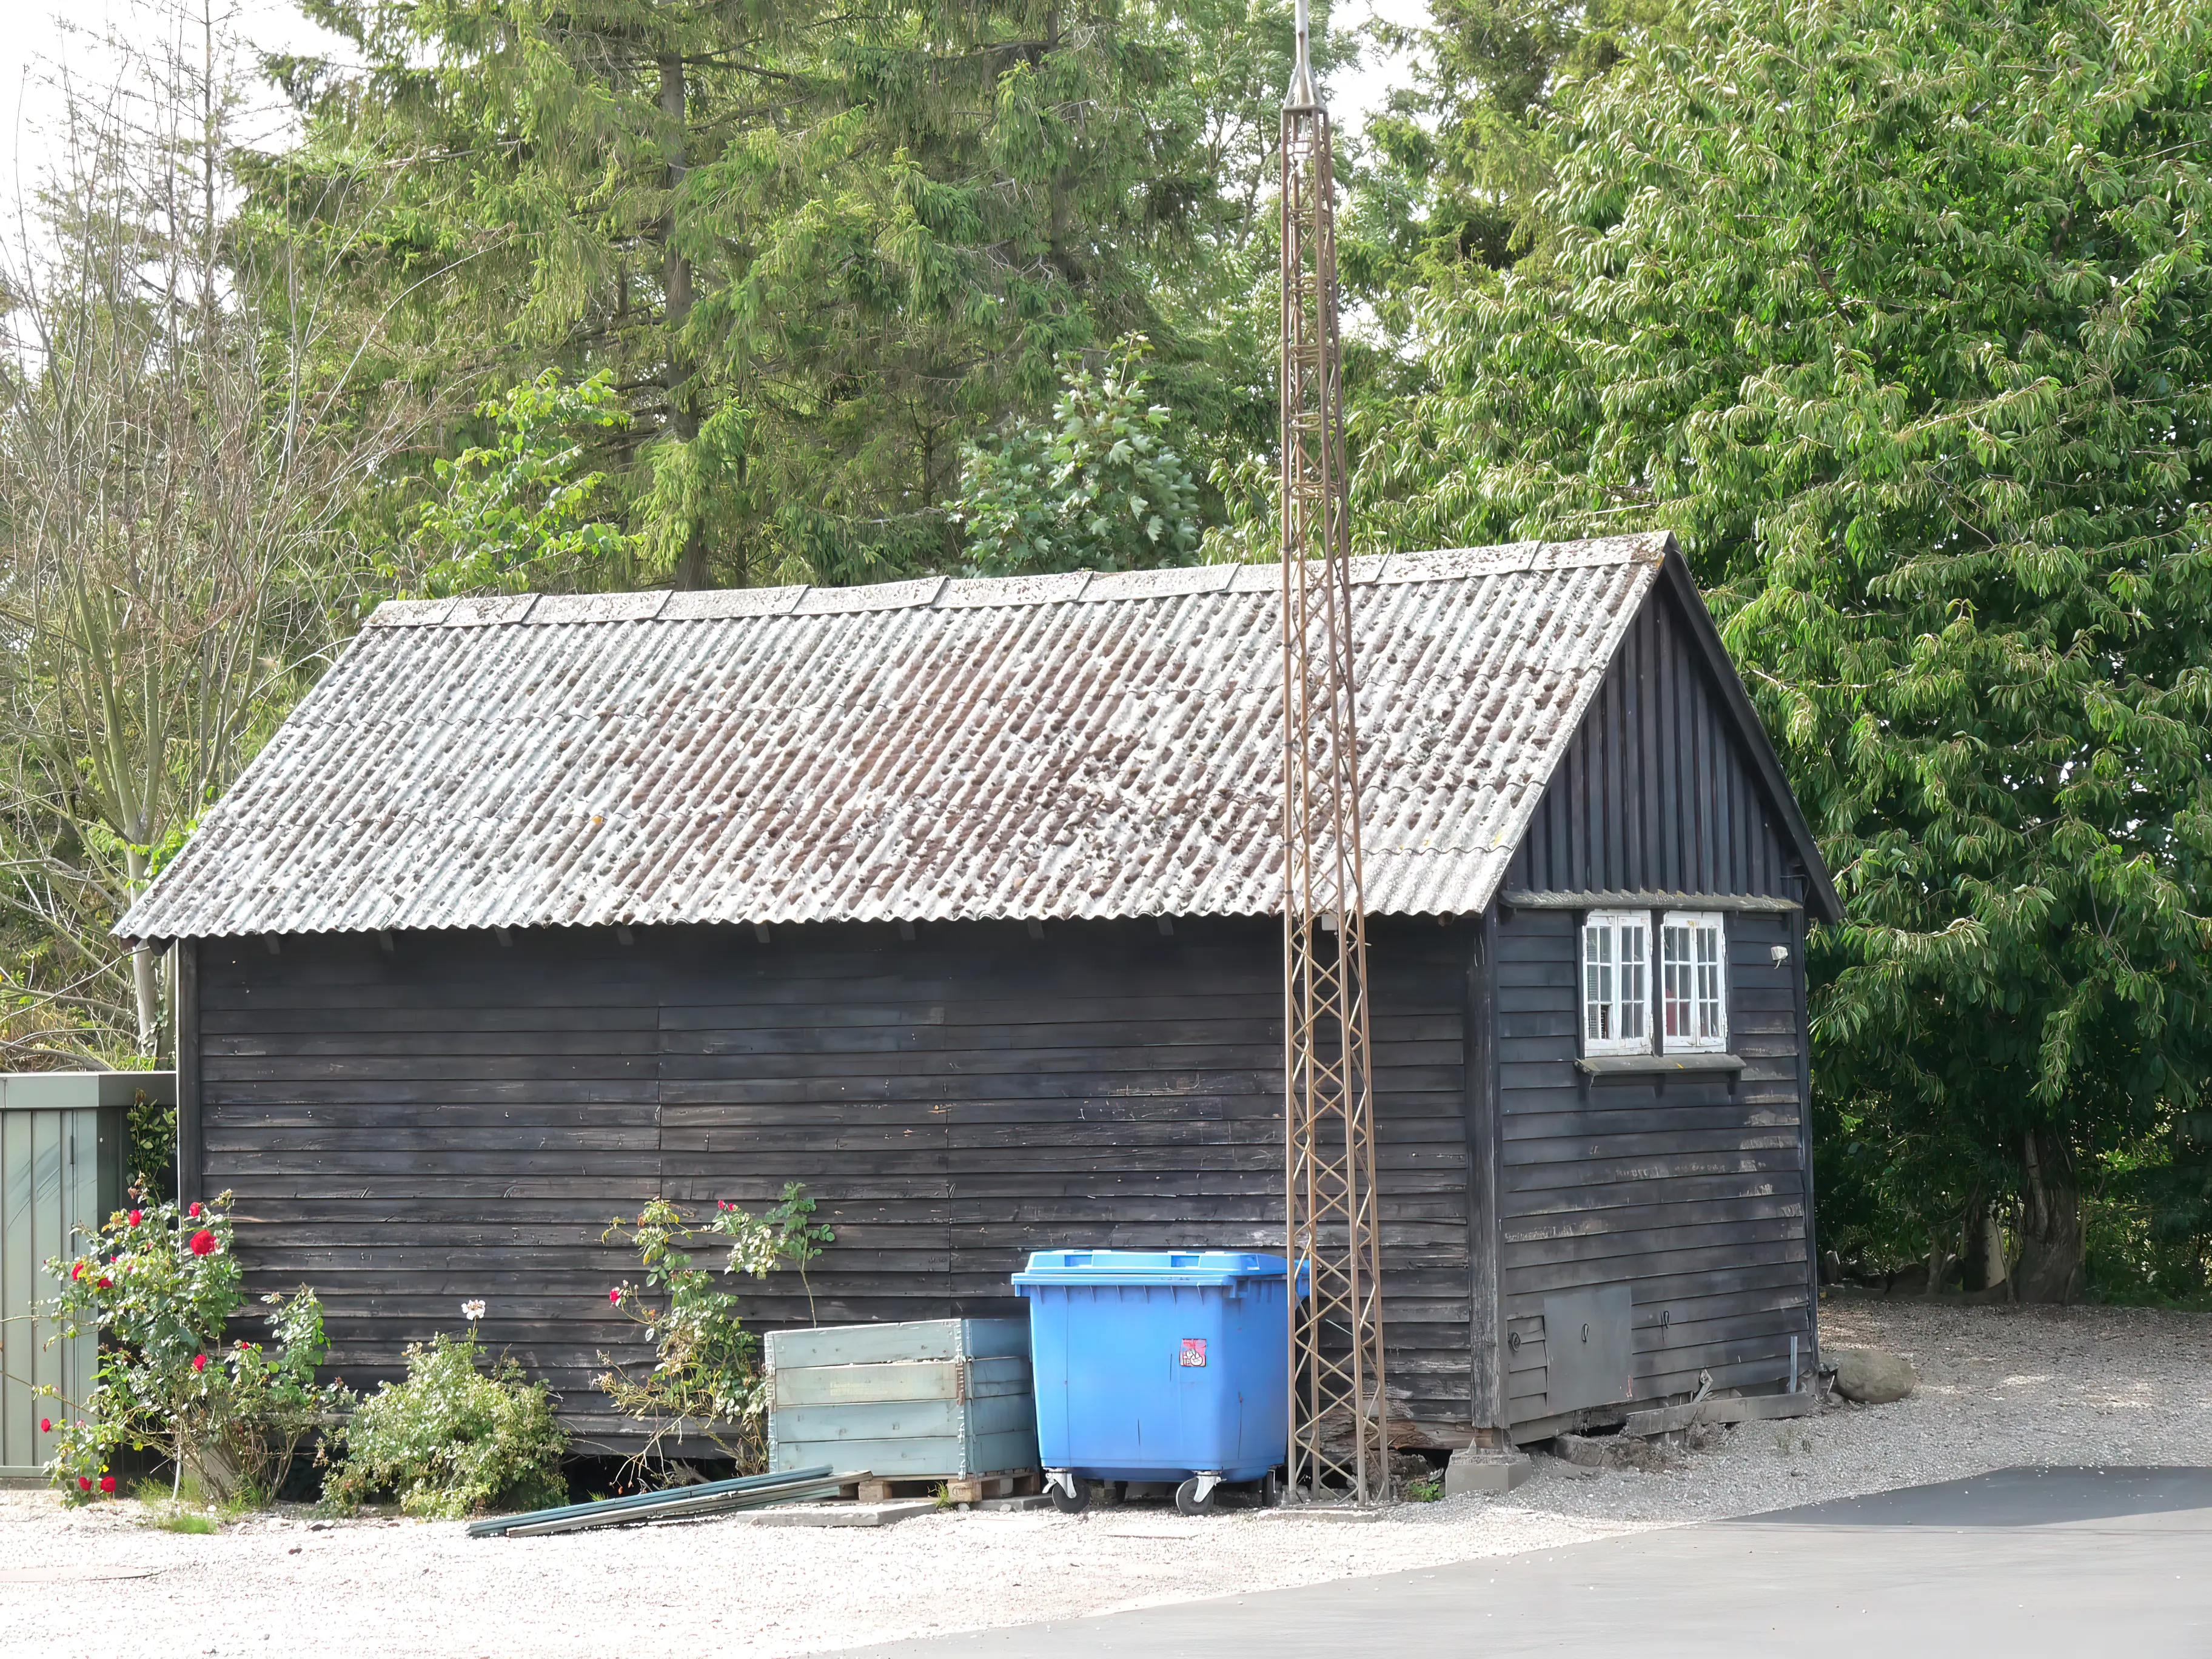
top-left (1583, 925), bottom-right (1612, 1040)
top-left (1621, 925), bottom-right (1646, 1039)
top-left (1662, 924), bottom-right (1689, 1037)
top-left (1697, 923), bottom-right (1722, 1039)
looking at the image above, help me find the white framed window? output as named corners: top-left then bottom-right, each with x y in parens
top-left (1581, 911), bottom-right (1650, 1055)
top-left (1661, 911), bottom-right (1728, 1051)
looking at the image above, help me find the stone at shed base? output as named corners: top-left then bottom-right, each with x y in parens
top-left (976, 1495), bottom-right (1054, 1513)
top-left (1553, 1433), bottom-right (1676, 1475)
top-left (1444, 1447), bottom-right (1534, 1495)
top-left (1831, 1347), bottom-right (1917, 1405)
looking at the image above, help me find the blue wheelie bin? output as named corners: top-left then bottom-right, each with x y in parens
top-left (1012, 1249), bottom-right (1304, 1515)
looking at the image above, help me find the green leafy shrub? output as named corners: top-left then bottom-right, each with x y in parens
top-left (595, 1185), bottom-right (835, 1472)
top-left (955, 335), bottom-right (1204, 576)
top-left (403, 369), bottom-right (637, 597)
top-left (325, 1330), bottom-right (569, 1518)
top-left (39, 1193), bottom-right (348, 1504)
top-left (126, 1089), bottom-right (177, 1202)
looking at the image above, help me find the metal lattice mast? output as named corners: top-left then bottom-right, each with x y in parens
top-left (1280, 0), bottom-right (1387, 1506)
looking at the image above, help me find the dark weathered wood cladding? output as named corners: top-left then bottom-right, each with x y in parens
top-left (1493, 906), bottom-right (1812, 1433)
top-left (176, 939), bottom-right (204, 1210)
top-left (1462, 911), bottom-right (1506, 1433)
top-left (1507, 581), bottom-right (1800, 902)
top-left (196, 916), bottom-right (1476, 1444)
top-left (1485, 575), bottom-right (1818, 1435)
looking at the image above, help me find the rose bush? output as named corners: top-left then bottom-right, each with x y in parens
top-left (39, 1193), bottom-right (349, 1503)
top-left (594, 1185), bottom-right (834, 1476)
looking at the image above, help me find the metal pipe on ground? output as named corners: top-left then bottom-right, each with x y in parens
top-left (466, 1465), bottom-right (860, 1538)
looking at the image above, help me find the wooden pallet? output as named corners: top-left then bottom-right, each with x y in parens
top-left (854, 1470), bottom-right (1041, 1504)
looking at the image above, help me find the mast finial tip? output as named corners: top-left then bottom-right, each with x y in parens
top-left (1287, 0), bottom-right (1319, 109)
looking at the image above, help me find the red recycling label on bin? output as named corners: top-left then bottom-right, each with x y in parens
top-left (1180, 1338), bottom-right (1207, 1367)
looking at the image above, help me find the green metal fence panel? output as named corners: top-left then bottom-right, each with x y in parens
top-left (0, 1074), bottom-right (164, 1480)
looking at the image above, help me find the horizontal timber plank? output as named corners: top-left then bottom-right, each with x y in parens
top-left (1501, 1128), bottom-right (1803, 1168)
top-left (1503, 1104), bottom-right (1801, 1141)
top-left (1504, 1253), bottom-right (1809, 1306)
top-left (1506, 1151), bottom-right (1804, 1195)
top-left (1503, 1214), bottom-right (1807, 1268)
top-left (1621, 1392), bottom-right (1816, 1436)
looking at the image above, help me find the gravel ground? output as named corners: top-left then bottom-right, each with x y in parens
top-left (4, 1298), bottom-right (2207, 1659)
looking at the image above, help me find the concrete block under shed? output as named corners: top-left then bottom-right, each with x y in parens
top-left (1445, 1447), bottom-right (1535, 1494)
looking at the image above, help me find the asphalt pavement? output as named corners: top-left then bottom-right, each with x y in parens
top-left (845, 1466), bottom-right (2212, 1657)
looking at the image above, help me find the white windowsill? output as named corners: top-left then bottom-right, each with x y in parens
top-left (1575, 1052), bottom-right (1745, 1076)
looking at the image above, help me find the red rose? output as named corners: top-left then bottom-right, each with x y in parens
top-left (76, 1476), bottom-right (90, 1492)
top-left (127, 1210), bottom-right (142, 1227)
top-left (99, 1476), bottom-right (115, 1494)
top-left (187, 1202), bottom-right (201, 1219)
top-left (188, 1230), bottom-right (216, 1256)
top-left (608, 1287), bottom-right (622, 1304)
top-left (96, 1276), bottom-right (112, 1290)
top-left (70, 1261), bottom-right (84, 1281)
top-left (192, 1353), bottom-right (209, 1373)
top-left (39, 1418), bottom-right (50, 1433)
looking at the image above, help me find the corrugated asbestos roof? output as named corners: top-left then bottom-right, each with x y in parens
top-left (118, 535), bottom-right (1672, 939)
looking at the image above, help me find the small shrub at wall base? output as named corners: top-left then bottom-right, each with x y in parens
top-left (38, 1193), bottom-right (348, 1504)
top-left (323, 1331), bottom-right (569, 1518)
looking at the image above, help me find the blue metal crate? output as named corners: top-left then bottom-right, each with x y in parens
top-left (1012, 1250), bottom-right (1300, 1484)
top-left (765, 1318), bottom-right (1037, 1480)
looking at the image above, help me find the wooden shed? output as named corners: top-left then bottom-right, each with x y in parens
top-left (119, 532), bottom-right (1841, 1451)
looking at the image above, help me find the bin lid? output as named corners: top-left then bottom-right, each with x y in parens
top-left (1011, 1250), bottom-right (1302, 1289)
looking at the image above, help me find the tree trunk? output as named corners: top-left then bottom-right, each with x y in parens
top-left (1923, 1233), bottom-right (1953, 1298)
top-left (2014, 1127), bottom-right (2083, 1303)
top-left (126, 846), bottom-right (159, 1054)
top-left (131, 943), bottom-right (159, 1056)
top-left (659, 54), bottom-right (709, 592)
top-left (1963, 1195), bottom-right (2008, 1295)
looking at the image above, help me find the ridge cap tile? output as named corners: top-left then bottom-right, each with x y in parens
top-left (367, 598), bottom-right (457, 628)
top-left (444, 594), bottom-right (539, 627)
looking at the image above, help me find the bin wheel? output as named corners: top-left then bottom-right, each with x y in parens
top-left (1259, 1469), bottom-right (1281, 1509)
top-left (1048, 1479), bottom-right (1091, 1515)
top-left (1175, 1478), bottom-right (1218, 1517)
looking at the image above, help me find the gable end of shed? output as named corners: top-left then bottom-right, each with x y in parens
top-left (1502, 554), bottom-right (1834, 916)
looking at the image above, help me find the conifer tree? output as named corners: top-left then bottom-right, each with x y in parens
top-left (283, 0), bottom-right (1228, 586)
